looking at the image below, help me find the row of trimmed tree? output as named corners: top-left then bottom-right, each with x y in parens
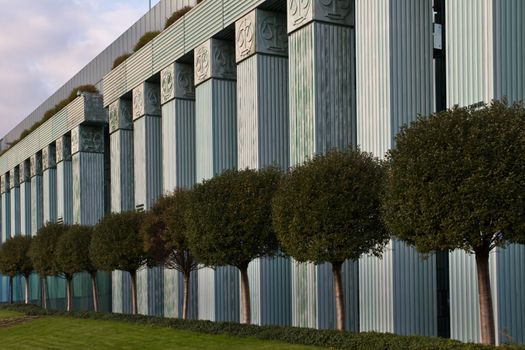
top-left (0, 101), bottom-right (522, 344)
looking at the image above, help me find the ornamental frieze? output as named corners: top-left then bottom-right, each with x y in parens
top-left (194, 39), bottom-right (236, 86)
top-left (42, 144), bottom-right (56, 171)
top-left (109, 99), bottom-right (133, 133)
top-left (56, 135), bottom-right (72, 163)
top-left (236, 9), bottom-right (287, 63)
top-left (30, 154), bottom-right (43, 178)
top-left (133, 82), bottom-right (161, 120)
top-left (19, 160), bottom-right (30, 184)
top-left (0, 175), bottom-right (5, 194)
top-left (9, 169), bottom-right (18, 189)
top-left (287, 0), bottom-right (353, 33)
top-left (161, 63), bottom-right (195, 104)
top-left (71, 126), bottom-right (105, 154)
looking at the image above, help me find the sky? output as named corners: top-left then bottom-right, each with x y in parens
top-left (0, 0), bottom-right (160, 139)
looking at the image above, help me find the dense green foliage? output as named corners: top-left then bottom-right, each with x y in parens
top-left (164, 6), bottom-right (193, 29)
top-left (142, 190), bottom-right (197, 272)
top-left (186, 168), bottom-right (282, 269)
top-left (133, 31), bottom-right (161, 52)
top-left (0, 236), bottom-right (33, 278)
top-left (90, 211), bottom-right (148, 273)
top-left (273, 148), bottom-right (389, 264)
top-left (383, 101), bottom-right (525, 253)
top-left (112, 53), bottom-right (131, 69)
top-left (0, 85), bottom-right (98, 156)
top-left (56, 225), bottom-right (96, 276)
top-left (1, 305), bottom-right (524, 350)
top-left (29, 223), bottom-right (70, 277)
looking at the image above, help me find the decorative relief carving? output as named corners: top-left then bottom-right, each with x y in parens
top-left (72, 126), bottom-right (104, 154)
top-left (161, 65), bottom-right (175, 104)
top-left (133, 83), bottom-right (160, 119)
top-left (109, 103), bottom-right (119, 133)
top-left (195, 44), bottom-right (211, 85)
top-left (288, 0), bottom-right (312, 31)
top-left (0, 175), bottom-right (4, 194)
top-left (133, 84), bottom-right (145, 120)
top-left (259, 12), bottom-right (288, 56)
top-left (110, 99), bottom-right (133, 132)
top-left (9, 169), bottom-right (17, 189)
top-left (236, 14), bottom-right (256, 62)
top-left (42, 147), bottom-right (49, 170)
top-left (30, 154), bottom-right (42, 178)
top-left (175, 63), bottom-right (195, 100)
top-left (19, 161), bottom-right (30, 183)
top-left (288, 0), bottom-right (353, 32)
top-left (56, 135), bottom-right (71, 163)
top-left (318, 0), bottom-right (353, 23)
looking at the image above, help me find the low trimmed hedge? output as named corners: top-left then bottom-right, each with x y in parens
top-left (0, 304), bottom-right (523, 350)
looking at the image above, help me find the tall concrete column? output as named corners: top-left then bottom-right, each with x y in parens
top-left (132, 82), bottom-right (163, 316)
top-left (19, 160), bottom-right (31, 236)
top-left (235, 9), bottom-right (291, 326)
top-left (30, 153), bottom-right (44, 236)
top-left (9, 168), bottom-right (20, 238)
top-left (1, 173), bottom-right (11, 242)
top-left (56, 135), bottom-right (73, 225)
top-left (194, 38), bottom-right (239, 322)
top-left (286, 0), bottom-right (358, 331)
top-left (160, 62), bottom-right (197, 318)
top-left (109, 98), bottom-right (134, 314)
top-left (42, 144), bottom-right (57, 224)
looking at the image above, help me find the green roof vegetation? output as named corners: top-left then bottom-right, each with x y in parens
top-left (133, 31), bottom-right (161, 53)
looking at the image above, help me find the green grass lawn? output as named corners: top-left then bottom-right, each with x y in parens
top-left (0, 311), bottom-right (326, 350)
top-left (0, 310), bottom-right (25, 319)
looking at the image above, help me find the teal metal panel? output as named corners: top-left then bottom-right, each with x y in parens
top-left (161, 99), bottom-right (196, 192)
top-left (43, 169), bottom-right (57, 223)
top-left (496, 244), bottom-right (525, 344)
top-left (20, 182), bottom-right (31, 235)
top-left (259, 256), bottom-right (292, 326)
top-left (30, 176), bottom-right (43, 236)
top-left (2, 192), bottom-right (11, 240)
top-left (215, 266), bottom-right (240, 322)
top-left (291, 260), bottom-right (316, 328)
top-left (10, 187), bottom-right (20, 236)
top-left (392, 241), bottom-right (437, 336)
top-left (56, 161), bottom-right (73, 225)
top-left (72, 153), bottom-right (105, 226)
top-left (110, 129), bottom-right (135, 213)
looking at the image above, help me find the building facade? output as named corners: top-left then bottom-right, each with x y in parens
top-left (0, 0), bottom-right (523, 345)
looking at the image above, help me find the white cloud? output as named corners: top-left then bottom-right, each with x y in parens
top-left (0, 0), bottom-right (158, 139)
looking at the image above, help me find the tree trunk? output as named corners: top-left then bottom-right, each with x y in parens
top-left (240, 266), bottom-right (251, 325)
top-left (9, 276), bottom-right (13, 304)
top-left (130, 271), bottom-right (137, 315)
top-left (91, 272), bottom-right (99, 312)
top-left (24, 273), bottom-right (30, 304)
top-left (332, 262), bottom-right (345, 331)
top-left (42, 278), bottom-right (47, 309)
top-left (66, 276), bottom-right (73, 312)
top-left (182, 271), bottom-right (190, 320)
top-left (475, 249), bottom-right (496, 345)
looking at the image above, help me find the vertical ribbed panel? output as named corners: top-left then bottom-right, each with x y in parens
top-left (237, 57), bottom-right (259, 169)
top-left (215, 266), bottom-right (240, 322)
top-left (137, 268), bottom-right (148, 315)
top-left (10, 187), bottom-right (20, 236)
top-left (147, 267), bottom-right (164, 317)
top-left (110, 129), bottom-right (134, 213)
top-left (496, 244), bottom-right (525, 344)
top-left (291, 260), bottom-right (316, 328)
top-left (392, 241), bottom-right (437, 336)
top-left (20, 182), bottom-right (31, 235)
top-left (43, 169), bottom-right (57, 224)
top-left (446, 0), bottom-right (494, 106)
top-left (162, 99), bottom-right (196, 192)
top-left (30, 176), bottom-right (43, 235)
top-left (493, 0), bottom-right (525, 102)
top-left (133, 118), bottom-right (146, 208)
top-left (163, 269), bottom-right (179, 318)
top-left (72, 153), bottom-right (105, 226)
top-left (360, 241), bottom-right (394, 332)
top-left (356, 0), bottom-right (391, 156)
top-left (198, 267), bottom-right (215, 321)
top-left (260, 256), bottom-right (292, 326)
top-left (1, 193), bottom-right (10, 241)
top-left (56, 161), bottom-right (73, 225)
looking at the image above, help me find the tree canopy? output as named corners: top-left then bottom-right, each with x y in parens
top-left (0, 235), bottom-right (33, 278)
top-left (29, 223), bottom-right (69, 277)
top-left (382, 100), bottom-right (525, 344)
top-left (56, 225), bottom-right (96, 277)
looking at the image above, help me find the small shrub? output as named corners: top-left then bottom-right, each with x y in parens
top-left (112, 53), bottom-right (131, 69)
top-left (164, 6), bottom-right (193, 29)
top-left (133, 31), bottom-right (160, 53)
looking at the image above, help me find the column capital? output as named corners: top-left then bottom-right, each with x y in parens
top-left (71, 125), bottom-right (105, 155)
top-left (194, 38), bottom-right (236, 86)
top-left (132, 82), bottom-right (161, 120)
top-left (42, 144), bottom-right (57, 171)
top-left (19, 160), bottom-right (30, 184)
top-left (56, 134), bottom-right (72, 163)
top-left (1, 174), bottom-right (7, 194)
top-left (9, 168), bottom-right (19, 189)
top-left (30, 153), bottom-right (43, 178)
top-left (236, 9), bottom-right (288, 63)
top-left (161, 62), bottom-right (195, 104)
top-left (287, 0), bottom-right (354, 33)
top-left (109, 99), bottom-right (133, 133)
